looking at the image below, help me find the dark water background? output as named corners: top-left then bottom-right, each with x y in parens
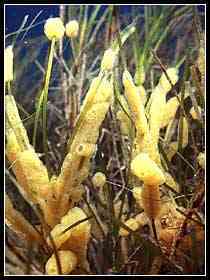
top-left (5, 5), bottom-right (205, 38)
top-left (5, 5), bottom-right (135, 38)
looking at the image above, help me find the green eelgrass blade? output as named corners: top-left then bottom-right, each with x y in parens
top-left (111, 20), bottom-right (137, 54)
top-left (175, 55), bottom-right (186, 69)
top-left (79, 5), bottom-right (89, 50)
top-left (145, 23), bottom-right (171, 73)
top-left (33, 38), bottom-right (56, 172)
top-left (33, 89), bottom-right (44, 148)
top-left (138, 12), bottom-right (164, 68)
top-left (87, 5), bottom-right (103, 37)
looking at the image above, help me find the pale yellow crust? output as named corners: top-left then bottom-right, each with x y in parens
top-left (44, 17), bottom-right (65, 40)
top-left (65, 20), bottom-right (79, 38)
top-left (131, 153), bottom-right (165, 186)
top-left (45, 250), bottom-right (77, 275)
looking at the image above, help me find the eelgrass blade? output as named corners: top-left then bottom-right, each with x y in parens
top-left (32, 89), bottom-right (44, 148)
top-left (33, 38), bottom-right (56, 173)
top-left (111, 20), bottom-right (136, 54)
top-left (42, 38), bottom-right (56, 172)
top-left (87, 5), bottom-right (104, 38)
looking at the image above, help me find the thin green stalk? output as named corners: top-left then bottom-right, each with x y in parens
top-left (105, 6), bottom-right (114, 48)
top-left (79, 5), bottom-right (88, 51)
top-left (33, 38), bottom-right (56, 174)
top-left (42, 38), bottom-right (56, 173)
top-left (144, 6), bottom-right (150, 41)
top-left (70, 37), bottom-right (76, 60)
top-left (139, 12), bottom-right (164, 69)
top-left (175, 55), bottom-right (186, 69)
top-left (32, 89), bottom-right (44, 148)
top-left (145, 24), bottom-right (171, 73)
top-left (87, 5), bottom-right (103, 39)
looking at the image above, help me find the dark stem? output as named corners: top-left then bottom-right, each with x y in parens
top-left (151, 218), bottom-right (159, 245)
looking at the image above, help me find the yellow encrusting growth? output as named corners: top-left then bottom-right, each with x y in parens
top-left (6, 130), bottom-right (21, 164)
top-left (118, 213), bottom-right (150, 237)
top-left (122, 68), bottom-right (179, 167)
top-left (65, 20), bottom-right (79, 38)
top-left (190, 106), bottom-right (202, 120)
top-left (161, 97), bottom-right (179, 128)
top-left (197, 152), bottom-right (205, 169)
top-left (5, 96), bottom-right (58, 221)
top-left (147, 68), bottom-right (178, 163)
top-left (92, 172), bottom-right (106, 188)
top-left (148, 90), bottom-right (165, 164)
top-left (137, 85), bottom-right (147, 106)
top-left (118, 212), bottom-right (150, 238)
top-left (131, 153), bottom-right (165, 186)
top-left (5, 194), bottom-right (42, 244)
top-left (140, 184), bottom-right (162, 220)
top-left (122, 70), bottom-right (148, 138)
top-left (165, 141), bottom-right (178, 161)
top-left (47, 207), bottom-right (91, 270)
top-left (164, 172), bottom-right (180, 193)
top-left (44, 17), bottom-right (65, 40)
top-left (119, 218), bottom-right (140, 237)
top-left (7, 147), bottom-right (60, 227)
top-left (6, 95), bottom-right (30, 151)
top-left (45, 250), bottom-right (77, 275)
top-left (101, 48), bottom-right (116, 71)
top-left (130, 153), bottom-right (165, 221)
top-left (56, 74), bottom-right (113, 218)
top-left (116, 94), bottom-right (131, 136)
top-left (134, 212), bottom-right (150, 227)
top-left (6, 15), bottom-right (203, 274)
top-left (197, 37), bottom-right (205, 90)
top-left (159, 68), bottom-right (178, 92)
top-left (146, 68), bottom-right (178, 114)
top-left (132, 186), bottom-right (142, 205)
top-left (178, 117), bottom-right (189, 149)
top-left (122, 70), bottom-right (154, 159)
top-left (24, 58), bottom-right (114, 227)
top-left (76, 143), bottom-right (96, 157)
top-left (14, 149), bottom-right (49, 199)
top-left (4, 45), bottom-right (14, 83)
